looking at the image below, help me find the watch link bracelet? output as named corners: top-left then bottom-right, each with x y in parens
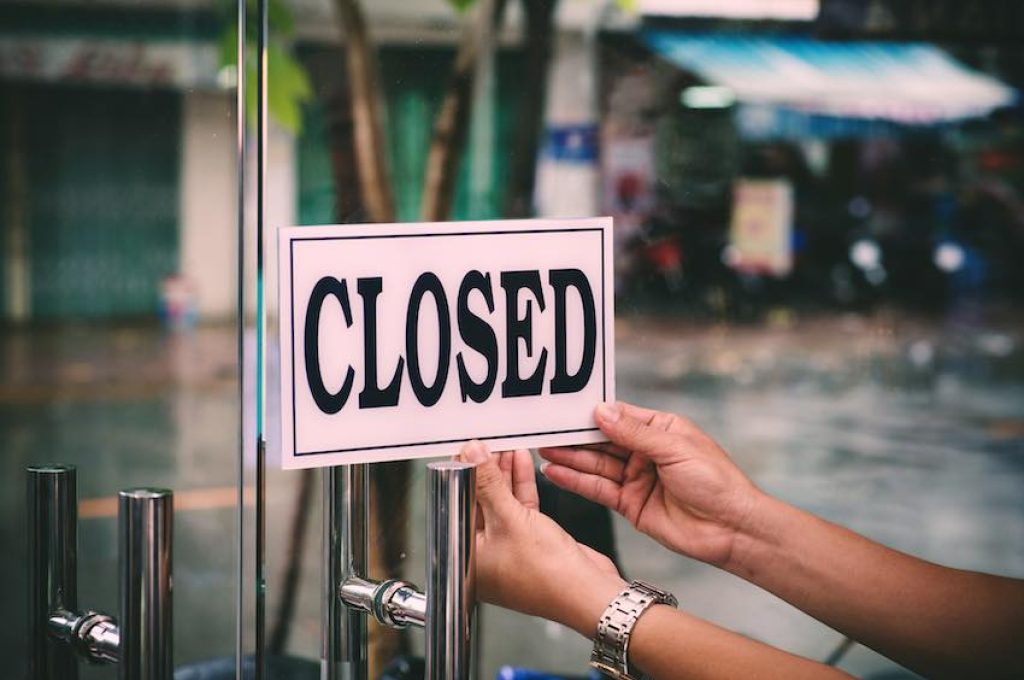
top-left (590, 580), bottom-right (678, 680)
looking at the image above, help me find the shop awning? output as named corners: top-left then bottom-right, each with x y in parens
top-left (643, 31), bottom-right (1017, 134)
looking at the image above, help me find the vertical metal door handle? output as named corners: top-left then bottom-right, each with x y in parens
top-left (324, 464), bottom-right (369, 680)
top-left (426, 461), bottom-right (476, 680)
top-left (28, 465), bottom-right (80, 680)
top-left (327, 461), bottom-right (479, 680)
top-left (119, 488), bottom-right (174, 680)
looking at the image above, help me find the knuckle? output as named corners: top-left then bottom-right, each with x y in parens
top-left (651, 413), bottom-right (676, 432)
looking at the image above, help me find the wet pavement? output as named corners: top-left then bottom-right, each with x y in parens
top-left (0, 324), bottom-right (239, 679)
top-left (2, 310), bottom-right (1023, 679)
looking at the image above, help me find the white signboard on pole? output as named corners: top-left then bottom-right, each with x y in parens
top-left (278, 218), bottom-right (615, 469)
top-left (728, 179), bottom-right (794, 277)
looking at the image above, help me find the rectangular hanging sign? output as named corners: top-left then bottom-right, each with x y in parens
top-left (278, 218), bottom-right (615, 469)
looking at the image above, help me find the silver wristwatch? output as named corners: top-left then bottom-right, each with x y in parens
top-left (590, 580), bottom-right (678, 680)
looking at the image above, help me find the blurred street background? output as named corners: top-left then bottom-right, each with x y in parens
top-left (2, 0), bottom-right (1024, 678)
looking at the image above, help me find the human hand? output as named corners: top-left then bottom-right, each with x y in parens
top-left (539, 401), bottom-right (761, 569)
top-left (458, 442), bottom-right (626, 636)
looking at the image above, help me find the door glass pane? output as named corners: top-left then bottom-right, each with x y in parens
top-left (257, 2), bottom-right (1024, 680)
top-left (1, 1), bottom-right (241, 676)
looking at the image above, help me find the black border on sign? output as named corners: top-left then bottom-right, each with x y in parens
top-left (289, 227), bottom-right (607, 457)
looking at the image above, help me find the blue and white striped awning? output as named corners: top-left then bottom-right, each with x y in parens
top-left (644, 31), bottom-right (1018, 137)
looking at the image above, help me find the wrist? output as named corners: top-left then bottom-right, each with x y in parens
top-left (589, 580), bottom-right (679, 680)
top-left (561, 571), bottom-right (628, 638)
top-left (724, 490), bottom-right (789, 580)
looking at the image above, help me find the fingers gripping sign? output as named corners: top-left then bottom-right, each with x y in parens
top-left (458, 441), bottom-right (625, 636)
top-left (594, 402), bottom-right (692, 462)
top-left (461, 441), bottom-right (520, 532)
top-left (540, 400), bottom-right (760, 569)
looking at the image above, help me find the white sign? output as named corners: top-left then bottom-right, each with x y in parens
top-left (728, 179), bottom-right (794, 277)
top-left (278, 218), bottom-right (615, 469)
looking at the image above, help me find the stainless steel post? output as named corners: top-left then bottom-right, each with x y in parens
top-left (118, 489), bottom-right (173, 680)
top-left (426, 462), bottom-right (476, 680)
top-left (28, 465), bottom-right (79, 680)
top-left (324, 465), bottom-right (369, 680)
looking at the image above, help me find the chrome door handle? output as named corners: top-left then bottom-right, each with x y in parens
top-left (28, 465), bottom-right (174, 680)
top-left (325, 461), bottom-right (477, 680)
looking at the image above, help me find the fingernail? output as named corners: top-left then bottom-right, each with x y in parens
top-left (595, 402), bottom-right (621, 424)
top-left (539, 461), bottom-right (550, 475)
top-left (463, 440), bottom-right (489, 464)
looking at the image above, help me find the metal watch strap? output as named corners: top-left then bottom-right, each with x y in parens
top-left (590, 580), bottom-right (678, 680)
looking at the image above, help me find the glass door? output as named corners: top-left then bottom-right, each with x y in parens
top-left (11, 1), bottom-right (1020, 680)
top-left (3, 0), bottom-right (242, 676)
top-left (247, 1), bottom-right (606, 678)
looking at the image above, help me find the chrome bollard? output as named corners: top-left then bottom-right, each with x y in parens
top-left (118, 489), bottom-right (173, 680)
top-left (425, 462), bottom-right (476, 680)
top-left (28, 465), bottom-right (79, 680)
top-left (324, 465), bottom-right (369, 680)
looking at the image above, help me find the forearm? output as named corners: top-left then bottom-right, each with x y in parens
top-left (559, 579), bottom-right (851, 680)
top-left (631, 606), bottom-right (852, 680)
top-left (630, 605), bottom-right (852, 680)
top-left (729, 493), bottom-right (1024, 678)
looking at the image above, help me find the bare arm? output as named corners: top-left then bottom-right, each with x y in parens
top-left (631, 606), bottom-right (853, 680)
top-left (730, 494), bottom-right (1024, 679)
top-left (540, 401), bottom-right (1024, 680)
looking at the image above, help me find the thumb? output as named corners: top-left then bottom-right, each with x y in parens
top-left (594, 402), bottom-right (676, 462)
top-left (459, 441), bottom-right (518, 525)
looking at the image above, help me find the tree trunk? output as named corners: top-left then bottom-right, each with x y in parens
top-left (420, 0), bottom-right (508, 221)
top-left (334, 0), bottom-right (395, 223)
top-left (505, 0), bottom-right (558, 218)
top-left (331, 2), bottom-right (405, 671)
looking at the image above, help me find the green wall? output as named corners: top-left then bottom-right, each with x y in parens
top-left (9, 85), bottom-right (181, 319)
top-left (298, 45), bottom-right (526, 225)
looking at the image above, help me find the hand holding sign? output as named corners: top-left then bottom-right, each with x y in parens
top-left (459, 441), bottom-right (625, 637)
top-left (540, 401), bottom-right (759, 569)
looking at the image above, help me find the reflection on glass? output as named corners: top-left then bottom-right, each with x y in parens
top-left (257, 2), bottom-right (1024, 679)
top-left (8, 0), bottom-right (1018, 677)
top-left (0, 0), bottom-right (241, 677)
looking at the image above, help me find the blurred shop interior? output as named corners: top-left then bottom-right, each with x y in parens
top-left (2, 1), bottom-right (1023, 679)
